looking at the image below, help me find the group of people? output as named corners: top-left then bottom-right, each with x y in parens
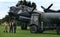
top-left (3, 20), bottom-right (16, 33)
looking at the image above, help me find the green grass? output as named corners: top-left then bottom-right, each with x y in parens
top-left (0, 25), bottom-right (60, 37)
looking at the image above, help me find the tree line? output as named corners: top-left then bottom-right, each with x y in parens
top-left (16, 0), bottom-right (36, 9)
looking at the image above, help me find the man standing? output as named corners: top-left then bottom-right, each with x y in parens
top-left (9, 21), bottom-right (14, 33)
top-left (13, 21), bottom-right (16, 33)
top-left (12, 17), bottom-right (16, 33)
top-left (3, 21), bottom-right (8, 33)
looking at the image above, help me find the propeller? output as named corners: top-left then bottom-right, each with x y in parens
top-left (41, 3), bottom-right (53, 12)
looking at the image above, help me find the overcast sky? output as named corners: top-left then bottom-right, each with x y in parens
top-left (0, 0), bottom-right (60, 19)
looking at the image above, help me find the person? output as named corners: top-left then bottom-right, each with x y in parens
top-left (9, 21), bottom-right (14, 33)
top-left (3, 21), bottom-right (8, 33)
top-left (13, 21), bottom-right (16, 33)
top-left (9, 20), bottom-right (16, 33)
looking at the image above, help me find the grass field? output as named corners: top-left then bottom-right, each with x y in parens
top-left (0, 25), bottom-right (60, 37)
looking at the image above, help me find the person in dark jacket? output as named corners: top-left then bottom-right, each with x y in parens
top-left (13, 22), bottom-right (16, 33)
top-left (9, 21), bottom-right (14, 33)
top-left (11, 20), bottom-right (16, 33)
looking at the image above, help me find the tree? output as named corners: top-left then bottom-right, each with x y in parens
top-left (0, 19), bottom-right (2, 25)
top-left (16, 0), bottom-right (28, 7)
top-left (1, 15), bottom-right (12, 23)
top-left (16, 1), bottom-right (23, 7)
top-left (22, 0), bottom-right (27, 6)
top-left (32, 2), bottom-right (36, 9)
top-left (27, 1), bottom-right (32, 7)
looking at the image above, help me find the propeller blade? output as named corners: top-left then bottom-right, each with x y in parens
top-left (41, 6), bottom-right (45, 9)
top-left (47, 3), bottom-right (53, 9)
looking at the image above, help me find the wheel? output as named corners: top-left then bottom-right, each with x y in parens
top-left (30, 25), bottom-right (38, 33)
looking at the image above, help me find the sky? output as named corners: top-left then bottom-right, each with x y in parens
top-left (0, 0), bottom-right (60, 19)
